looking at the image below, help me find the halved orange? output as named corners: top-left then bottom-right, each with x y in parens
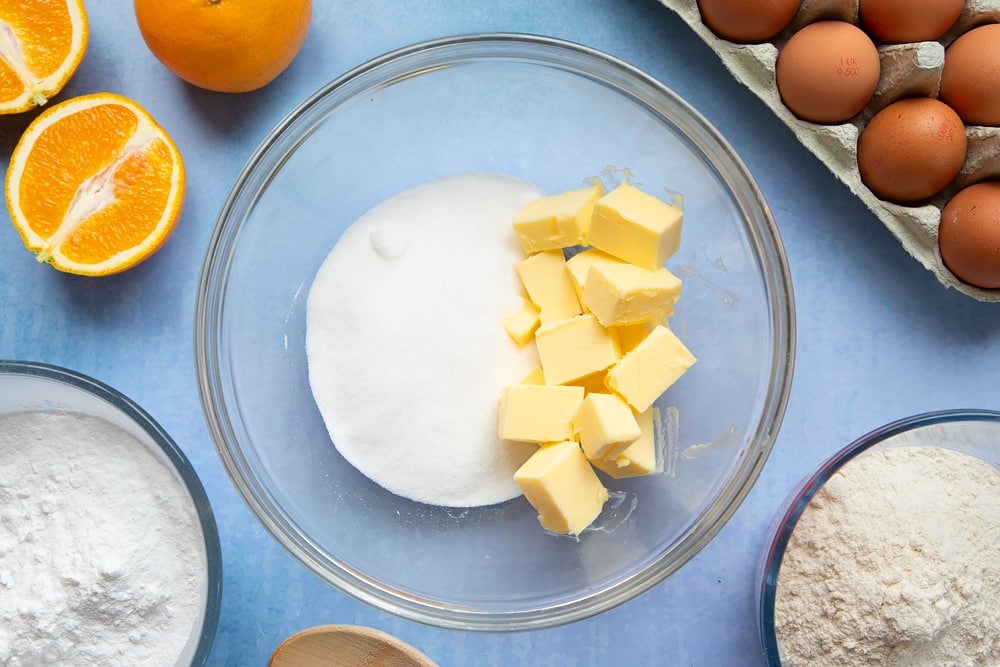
top-left (5, 92), bottom-right (186, 276)
top-left (0, 0), bottom-right (89, 114)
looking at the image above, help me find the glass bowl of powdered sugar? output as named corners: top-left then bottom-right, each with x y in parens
top-left (0, 360), bottom-right (222, 665)
top-left (757, 409), bottom-right (1000, 666)
top-left (196, 33), bottom-right (795, 630)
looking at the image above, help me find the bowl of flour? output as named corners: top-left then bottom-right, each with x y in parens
top-left (196, 33), bottom-right (794, 631)
top-left (0, 360), bottom-right (221, 666)
top-left (757, 410), bottom-right (1000, 667)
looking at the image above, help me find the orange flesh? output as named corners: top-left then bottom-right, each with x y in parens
top-left (60, 141), bottom-right (175, 263)
top-left (0, 0), bottom-right (76, 97)
top-left (16, 104), bottom-right (176, 264)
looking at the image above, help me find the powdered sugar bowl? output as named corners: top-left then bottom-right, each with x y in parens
top-left (757, 410), bottom-right (1000, 666)
top-left (0, 360), bottom-right (222, 666)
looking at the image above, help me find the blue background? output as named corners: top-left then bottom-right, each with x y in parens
top-left (1, 2), bottom-right (998, 665)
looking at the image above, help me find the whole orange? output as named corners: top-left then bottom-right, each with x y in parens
top-left (133, 0), bottom-right (311, 93)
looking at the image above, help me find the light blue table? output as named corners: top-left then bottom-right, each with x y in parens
top-left (2, 2), bottom-right (998, 665)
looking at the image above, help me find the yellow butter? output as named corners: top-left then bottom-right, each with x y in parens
top-left (566, 369), bottom-right (610, 395)
top-left (605, 324), bottom-right (696, 412)
top-left (591, 407), bottom-right (659, 478)
top-left (534, 314), bottom-right (620, 386)
top-left (581, 261), bottom-right (682, 326)
top-left (514, 440), bottom-right (609, 536)
top-left (512, 183), bottom-right (603, 253)
top-left (564, 248), bottom-right (624, 305)
top-left (503, 298), bottom-right (541, 347)
top-left (497, 384), bottom-right (585, 443)
top-left (519, 365), bottom-right (546, 385)
top-left (613, 322), bottom-right (652, 356)
top-left (572, 392), bottom-right (642, 461)
top-left (515, 250), bottom-right (582, 323)
top-left (587, 182), bottom-right (683, 270)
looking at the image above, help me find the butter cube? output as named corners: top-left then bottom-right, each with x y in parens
top-left (613, 323), bottom-right (651, 356)
top-left (581, 261), bottom-right (682, 327)
top-left (572, 393), bottom-right (642, 460)
top-left (565, 248), bottom-right (624, 303)
top-left (534, 314), bottom-right (620, 386)
top-left (498, 384), bottom-right (585, 443)
top-left (588, 183), bottom-right (683, 270)
top-left (515, 250), bottom-right (582, 323)
top-left (512, 183), bottom-right (603, 253)
top-left (605, 325), bottom-right (696, 412)
top-left (591, 407), bottom-right (659, 478)
top-left (514, 440), bottom-right (609, 536)
top-left (503, 298), bottom-right (541, 347)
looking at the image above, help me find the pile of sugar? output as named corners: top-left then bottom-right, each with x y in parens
top-left (305, 172), bottom-right (543, 507)
top-left (0, 410), bottom-right (208, 666)
top-left (775, 446), bottom-right (1000, 666)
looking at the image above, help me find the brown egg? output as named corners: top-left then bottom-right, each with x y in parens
top-left (775, 22), bottom-right (880, 124)
top-left (859, 0), bottom-right (964, 43)
top-left (939, 182), bottom-right (1000, 289)
top-left (698, 0), bottom-right (800, 43)
top-left (857, 98), bottom-right (967, 204)
top-left (940, 24), bottom-right (1000, 127)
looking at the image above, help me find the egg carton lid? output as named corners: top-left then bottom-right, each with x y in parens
top-left (659, 0), bottom-right (1000, 302)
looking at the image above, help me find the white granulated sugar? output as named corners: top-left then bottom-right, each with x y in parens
top-left (775, 446), bottom-right (1000, 667)
top-left (0, 410), bottom-right (208, 666)
top-left (306, 172), bottom-right (543, 507)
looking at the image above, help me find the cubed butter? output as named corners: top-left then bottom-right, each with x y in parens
top-left (591, 407), bottom-right (659, 478)
top-left (515, 250), bottom-right (582, 323)
top-left (565, 248), bottom-right (626, 303)
top-left (613, 322), bottom-right (652, 356)
top-left (503, 298), bottom-right (541, 347)
top-left (605, 325), bottom-right (696, 412)
top-left (581, 261), bottom-right (682, 326)
top-left (534, 314), bottom-right (620, 386)
top-left (587, 182), bottom-right (683, 270)
top-left (514, 440), bottom-right (609, 536)
top-left (572, 392), bottom-right (642, 460)
top-left (497, 384), bottom-right (584, 443)
top-left (512, 183), bottom-right (603, 253)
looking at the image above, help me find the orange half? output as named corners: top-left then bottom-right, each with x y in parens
top-left (5, 92), bottom-right (186, 276)
top-left (0, 0), bottom-right (89, 113)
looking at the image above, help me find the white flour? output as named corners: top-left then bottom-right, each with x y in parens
top-left (0, 410), bottom-right (208, 666)
top-left (306, 172), bottom-right (542, 507)
top-left (775, 446), bottom-right (1000, 666)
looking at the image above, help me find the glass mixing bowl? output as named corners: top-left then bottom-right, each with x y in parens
top-left (195, 33), bottom-right (795, 631)
top-left (0, 360), bottom-right (222, 665)
top-left (757, 410), bottom-right (1000, 664)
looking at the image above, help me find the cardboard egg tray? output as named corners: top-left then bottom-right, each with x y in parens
top-left (658, 0), bottom-right (1000, 301)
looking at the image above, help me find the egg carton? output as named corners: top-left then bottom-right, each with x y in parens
top-left (658, 0), bottom-right (1000, 302)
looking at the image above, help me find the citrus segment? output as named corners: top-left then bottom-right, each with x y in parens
top-left (5, 92), bottom-right (185, 276)
top-left (0, 0), bottom-right (88, 113)
top-left (133, 0), bottom-right (311, 93)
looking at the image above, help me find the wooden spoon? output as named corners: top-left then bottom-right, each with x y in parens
top-left (269, 624), bottom-right (438, 667)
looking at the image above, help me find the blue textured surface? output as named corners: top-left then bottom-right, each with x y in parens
top-left (1, 2), bottom-right (998, 665)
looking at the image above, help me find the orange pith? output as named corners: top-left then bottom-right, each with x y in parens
top-left (5, 92), bottom-right (186, 276)
top-left (133, 0), bottom-right (311, 93)
top-left (0, 0), bottom-right (89, 113)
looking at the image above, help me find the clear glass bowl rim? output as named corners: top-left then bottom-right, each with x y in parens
top-left (195, 32), bottom-right (796, 631)
top-left (0, 358), bottom-right (223, 665)
top-left (756, 408), bottom-right (1000, 665)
